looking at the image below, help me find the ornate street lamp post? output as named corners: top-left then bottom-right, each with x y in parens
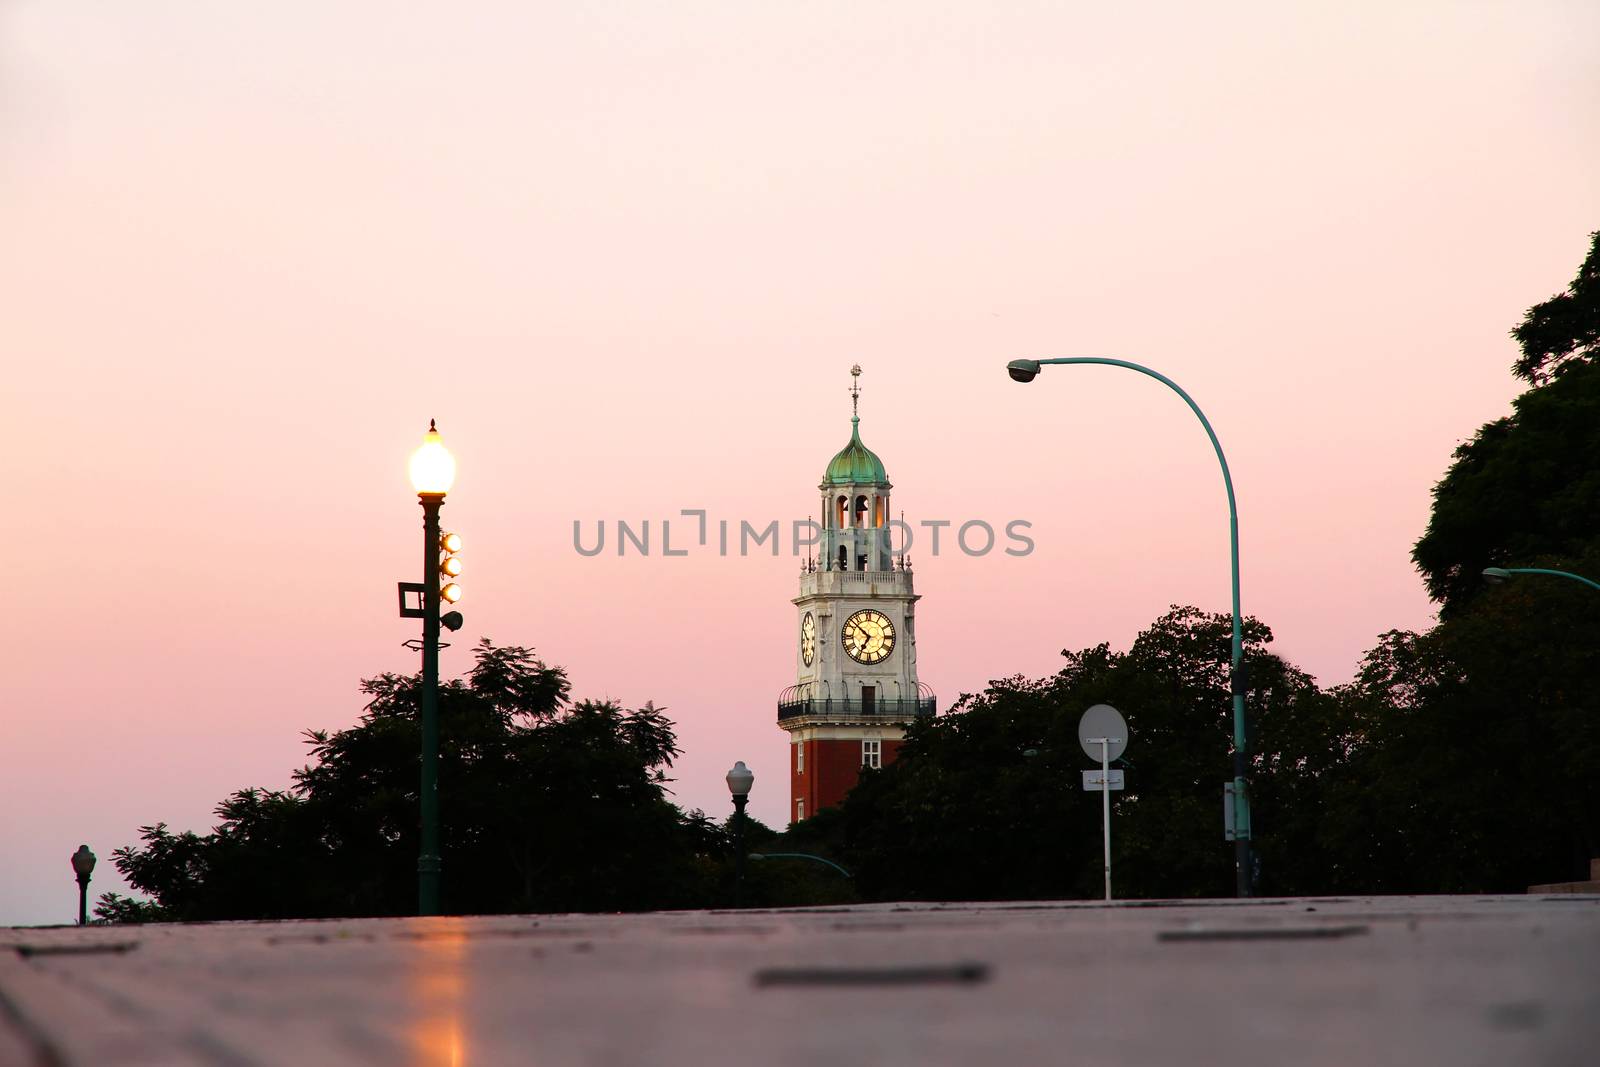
top-left (725, 761), bottom-right (754, 907)
top-left (406, 421), bottom-right (458, 916)
top-left (70, 845), bottom-right (95, 926)
top-left (1006, 357), bottom-right (1255, 897)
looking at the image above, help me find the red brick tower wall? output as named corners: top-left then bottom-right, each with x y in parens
top-left (788, 737), bottom-right (907, 825)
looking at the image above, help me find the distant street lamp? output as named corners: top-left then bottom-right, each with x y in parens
top-left (726, 761), bottom-right (754, 907)
top-left (1483, 567), bottom-right (1600, 593)
top-left (1006, 357), bottom-right (1255, 897)
top-left (70, 845), bottom-right (95, 926)
top-left (404, 420), bottom-right (458, 917)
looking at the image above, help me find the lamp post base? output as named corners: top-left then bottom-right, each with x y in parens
top-left (1231, 746), bottom-right (1254, 897)
top-left (418, 855), bottom-right (442, 915)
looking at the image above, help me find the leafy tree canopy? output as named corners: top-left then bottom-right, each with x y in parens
top-left (1511, 231), bottom-right (1600, 384)
top-left (1332, 556), bottom-right (1600, 892)
top-left (786, 601), bottom-right (1596, 898)
top-left (106, 640), bottom-right (737, 921)
top-left (1415, 234), bottom-right (1600, 615)
top-left (788, 607), bottom-right (1345, 900)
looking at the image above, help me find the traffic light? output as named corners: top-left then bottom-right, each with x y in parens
top-left (439, 531), bottom-right (462, 603)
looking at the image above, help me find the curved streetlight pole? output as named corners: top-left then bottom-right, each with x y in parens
top-left (1006, 357), bottom-right (1253, 897)
top-left (1483, 567), bottom-right (1600, 593)
top-left (748, 852), bottom-right (853, 879)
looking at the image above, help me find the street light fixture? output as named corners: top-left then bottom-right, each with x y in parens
top-left (1006, 356), bottom-right (1255, 897)
top-left (726, 761), bottom-right (754, 907)
top-left (70, 845), bottom-right (95, 926)
top-left (409, 422), bottom-right (457, 495)
top-left (401, 419), bottom-right (459, 916)
top-left (1483, 566), bottom-right (1600, 592)
top-left (1006, 359), bottom-right (1041, 383)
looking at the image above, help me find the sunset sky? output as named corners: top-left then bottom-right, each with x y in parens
top-left (4, 1), bottom-right (1597, 924)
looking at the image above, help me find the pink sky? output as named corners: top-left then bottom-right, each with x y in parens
top-left (4, 2), bottom-right (1597, 924)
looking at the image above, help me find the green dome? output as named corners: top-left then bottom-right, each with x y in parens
top-left (823, 418), bottom-right (888, 486)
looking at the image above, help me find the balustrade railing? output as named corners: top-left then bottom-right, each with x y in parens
top-left (776, 696), bottom-right (935, 723)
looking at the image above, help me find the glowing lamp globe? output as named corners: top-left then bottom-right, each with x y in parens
top-left (408, 420), bottom-right (457, 495)
top-left (725, 761), bottom-right (754, 798)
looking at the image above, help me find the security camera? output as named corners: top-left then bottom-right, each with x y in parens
top-left (440, 611), bottom-right (464, 632)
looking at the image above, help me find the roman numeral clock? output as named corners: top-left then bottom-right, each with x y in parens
top-left (778, 366), bottom-right (935, 824)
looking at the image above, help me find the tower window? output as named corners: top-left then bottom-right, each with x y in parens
top-left (835, 496), bottom-right (847, 528)
top-left (796, 743), bottom-right (804, 774)
top-left (837, 545), bottom-right (848, 570)
top-left (796, 799), bottom-right (805, 822)
top-left (854, 495), bottom-right (869, 525)
top-left (862, 739), bottom-right (881, 769)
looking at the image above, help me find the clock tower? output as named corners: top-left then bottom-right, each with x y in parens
top-left (779, 366), bottom-right (935, 823)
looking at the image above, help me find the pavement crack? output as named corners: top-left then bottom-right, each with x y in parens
top-left (11, 943), bottom-right (138, 959)
top-left (753, 963), bottom-right (990, 987)
top-left (1157, 924), bottom-right (1370, 942)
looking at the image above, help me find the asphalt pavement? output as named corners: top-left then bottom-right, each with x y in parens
top-left (2, 894), bottom-right (1596, 1066)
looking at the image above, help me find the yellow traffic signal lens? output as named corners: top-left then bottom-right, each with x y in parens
top-left (441, 532), bottom-right (462, 553)
top-left (441, 583), bottom-right (463, 603)
top-left (441, 556), bottom-right (463, 577)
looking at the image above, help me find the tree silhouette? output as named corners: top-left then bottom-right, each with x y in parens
top-left (106, 639), bottom-right (731, 920)
top-left (1416, 235), bottom-right (1600, 615)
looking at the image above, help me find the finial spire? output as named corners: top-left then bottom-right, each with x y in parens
top-left (849, 364), bottom-right (862, 425)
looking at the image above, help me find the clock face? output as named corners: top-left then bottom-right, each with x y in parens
top-left (841, 609), bottom-right (895, 664)
top-left (800, 612), bottom-right (816, 666)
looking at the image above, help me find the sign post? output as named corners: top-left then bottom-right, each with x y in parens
top-left (1077, 704), bottom-right (1129, 903)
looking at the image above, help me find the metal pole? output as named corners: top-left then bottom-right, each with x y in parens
top-left (418, 493), bottom-right (444, 916)
top-left (1100, 737), bottom-right (1112, 902)
top-left (1033, 357), bottom-right (1253, 896)
top-left (733, 794), bottom-right (748, 908)
top-left (748, 853), bottom-right (853, 879)
top-left (76, 878), bottom-right (88, 926)
top-left (1497, 567), bottom-right (1600, 592)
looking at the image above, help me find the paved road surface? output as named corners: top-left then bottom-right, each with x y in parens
top-left (2, 895), bottom-right (1597, 1066)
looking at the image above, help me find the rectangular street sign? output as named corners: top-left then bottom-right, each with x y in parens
top-left (1082, 769), bottom-right (1124, 791)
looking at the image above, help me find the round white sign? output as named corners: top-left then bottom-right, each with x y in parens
top-left (1077, 704), bottom-right (1129, 763)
